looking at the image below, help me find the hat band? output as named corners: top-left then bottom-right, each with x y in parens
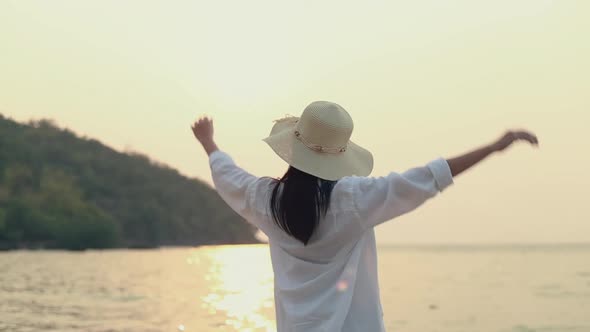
top-left (294, 130), bottom-right (347, 154)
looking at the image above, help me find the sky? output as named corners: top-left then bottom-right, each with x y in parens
top-left (1, 0), bottom-right (589, 244)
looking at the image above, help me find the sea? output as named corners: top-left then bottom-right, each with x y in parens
top-left (1, 244), bottom-right (589, 332)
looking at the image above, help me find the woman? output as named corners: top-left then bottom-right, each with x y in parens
top-left (191, 101), bottom-right (538, 332)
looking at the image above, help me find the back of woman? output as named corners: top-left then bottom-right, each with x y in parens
top-left (192, 101), bottom-right (538, 332)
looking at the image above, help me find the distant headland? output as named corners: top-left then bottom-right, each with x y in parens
top-left (0, 115), bottom-right (258, 250)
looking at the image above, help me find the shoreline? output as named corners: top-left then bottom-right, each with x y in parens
top-left (2, 242), bottom-right (589, 252)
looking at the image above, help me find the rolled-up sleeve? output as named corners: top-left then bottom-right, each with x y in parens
top-left (352, 158), bottom-right (453, 229)
top-left (209, 150), bottom-right (260, 226)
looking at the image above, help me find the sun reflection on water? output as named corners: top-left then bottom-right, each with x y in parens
top-left (191, 245), bottom-right (275, 331)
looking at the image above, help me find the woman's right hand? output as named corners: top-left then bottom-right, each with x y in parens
top-left (492, 130), bottom-right (539, 152)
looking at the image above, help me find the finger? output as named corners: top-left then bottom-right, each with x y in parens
top-left (524, 133), bottom-right (538, 144)
top-left (517, 132), bottom-right (533, 143)
top-left (525, 132), bottom-right (537, 143)
top-left (517, 132), bottom-right (539, 145)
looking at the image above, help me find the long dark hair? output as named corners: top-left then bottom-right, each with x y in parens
top-left (270, 166), bottom-right (336, 245)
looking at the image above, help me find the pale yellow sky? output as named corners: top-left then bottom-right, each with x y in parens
top-left (1, 0), bottom-right (589, 244)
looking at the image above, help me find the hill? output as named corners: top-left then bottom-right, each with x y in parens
top-left (0, 115), bottom-right (258, 250)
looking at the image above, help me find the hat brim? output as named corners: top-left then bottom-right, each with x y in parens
top-left (263, 117), bottom-right (373, 181)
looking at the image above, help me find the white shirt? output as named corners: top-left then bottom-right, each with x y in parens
top-left (209, 150), bottom-right (454, 332)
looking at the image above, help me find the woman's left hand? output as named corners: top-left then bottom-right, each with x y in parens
top-left (191, 116), bottom-right (219, 155)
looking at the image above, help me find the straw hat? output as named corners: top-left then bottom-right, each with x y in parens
top-left (263, 101), bottom-right (373, 181)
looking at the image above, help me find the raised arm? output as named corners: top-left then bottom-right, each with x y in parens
top-left (353, 129), bottom-right (538, 229)
top-left (447, 130), bottom-right (539, 177)
top-left (353, 157), bottom-right (454, 229)
top-left (191, 116), bottom-right (264, 228)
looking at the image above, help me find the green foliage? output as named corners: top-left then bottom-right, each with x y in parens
top-left (0, 115), bottom-right (257, 250)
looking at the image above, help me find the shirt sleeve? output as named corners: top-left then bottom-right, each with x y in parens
top-left (351, 157), bottom-right (454, 229)
top-left (209, 150), bottom-right (261, 227)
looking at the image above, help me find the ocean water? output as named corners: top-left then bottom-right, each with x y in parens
top-left (1, 244), bottom-right (589, 332)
